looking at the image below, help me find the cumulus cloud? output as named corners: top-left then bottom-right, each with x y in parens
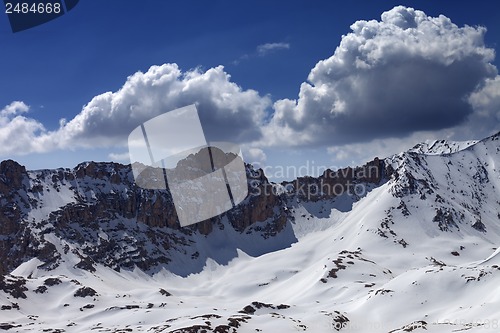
top-left (0, 102), bottom-right (51, 155)
top-left (245, 147), bottom-right (267, 164)
top-left (263, 6), bottom-right (497, 147)
top-left (108, 152), bottom-right (131, 162)
top-left (466, 76), bottom-right (500, 136)
top-left (326, 130), bottom-right (460, 167)
top-left (0, 101), bottom-right (29, 117)
top-left (61, 64), bottom-right (271, 145)
top-left (0, 64), bottom-right (271, 156)
top-left (257, 42), bottom-right (290, 56)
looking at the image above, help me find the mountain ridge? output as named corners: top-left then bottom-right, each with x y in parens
top-left (0, 131), bottom-right (499, 332)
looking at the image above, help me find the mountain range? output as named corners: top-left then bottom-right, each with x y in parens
top-left (0, 131), bottom-right (499, 332)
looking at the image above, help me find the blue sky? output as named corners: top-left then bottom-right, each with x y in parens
top-left (1, 1), bottom-right (500, 180)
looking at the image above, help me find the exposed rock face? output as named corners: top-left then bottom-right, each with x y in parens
top-left (0, 160), bottom-right (29, 275)
top-left (226, 166), bottom-right (289, 234)
top-left (0, 159), bottom-right (27, 194)
top-left (281, 157), bottom-right (389, 201)
top-left (0, 153), bottom-right (390, 277)
top-left (0, 159), bottom-right (298, 276)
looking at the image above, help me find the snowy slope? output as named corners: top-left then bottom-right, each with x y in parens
top-left (0, 132), bottom-right (499, 332)
top-left (409, 138), bottom-right (479, 155)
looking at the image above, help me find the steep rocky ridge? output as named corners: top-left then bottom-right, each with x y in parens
top-left (0, 155), bottom-right (389, 277)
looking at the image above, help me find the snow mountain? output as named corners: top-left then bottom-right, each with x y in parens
top-left (408, 138), bottom-right (479, 155)
top-left (0, 132), bottom-right (499, 332)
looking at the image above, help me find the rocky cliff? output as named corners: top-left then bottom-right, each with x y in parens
top-left (0, 156), bottom-right (387, 277)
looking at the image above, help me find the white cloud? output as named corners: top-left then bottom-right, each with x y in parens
top-left (467, 76), bottom-right (500, 136)
top-left (60, 64), bottom-right (271, 146)
top-left (0, 102), bottom-right (51, 155)
top-left (262, 6), bottom-right (497, 147)
top-left (245, 147), bottom-right (267, 165)
top-left (257, 42), bottom-right (290, 56)
top-left (233, 42), bottom-right (291, 65)
top-left (0, 64), bottom-right (271, 157)
top-left (326, 130), bottom-right (461, 167)
top-left (0, 101), bottom-right (29, 117)
top-left (108, 152), bottom-right (130, 161)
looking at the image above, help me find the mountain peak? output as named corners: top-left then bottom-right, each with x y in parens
top-left (408, 138), bottom-right (479, 155)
